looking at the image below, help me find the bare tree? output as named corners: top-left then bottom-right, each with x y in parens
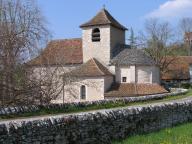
top-left (0, 0), bottom-right (49, 106)
top-left (139, 19), bottom-right (176, 74)
top-left (179, 17), bottom-right (192, 33)
top-left (179, 17), bottom-right (192, 56)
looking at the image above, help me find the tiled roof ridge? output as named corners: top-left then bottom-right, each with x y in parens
top-left (92, 58), bottom-right (105, 75)
top-left (50, 38), bottom-right (81, 42)
top-left (65, 58), bottom-right (113, 77)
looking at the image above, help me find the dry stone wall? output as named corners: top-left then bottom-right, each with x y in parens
top-left (0, 96), bottom-right (192, 144)
top-left (0, 88), bottom-right (187, 116)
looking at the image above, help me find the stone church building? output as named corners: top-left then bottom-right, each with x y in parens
top-left (28, 8), bottom-right (167, 103)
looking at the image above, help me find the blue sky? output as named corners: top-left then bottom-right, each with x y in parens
top-left (37, 0), bottom-right (192, 39)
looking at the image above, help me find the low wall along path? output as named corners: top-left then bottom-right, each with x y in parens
top-left (0, 93), bottom-right (192, 144)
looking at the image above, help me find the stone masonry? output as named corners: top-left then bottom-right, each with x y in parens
top-left (0, 92), bottom-right (192, 144)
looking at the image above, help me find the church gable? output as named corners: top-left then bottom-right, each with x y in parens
top-left (66, 58), bottom-right (113, 77)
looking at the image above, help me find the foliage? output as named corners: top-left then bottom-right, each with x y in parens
top-left (169, 44), bottom-right (188, 56)
top-left (180, 83), bottom-right (192, 89)
top-left (128, 27), bottom-right (137, 49)
top-left (113, 122), bottom-right (192, 144)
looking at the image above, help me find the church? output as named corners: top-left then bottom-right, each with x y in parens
top-left (28, 8), bottom-right (167, 103)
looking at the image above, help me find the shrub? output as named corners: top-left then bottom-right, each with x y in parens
top-left (181, 83), bottom-right (191, 89)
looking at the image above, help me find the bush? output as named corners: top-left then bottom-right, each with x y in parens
top-left (181, 83), bottom-right (191, 89)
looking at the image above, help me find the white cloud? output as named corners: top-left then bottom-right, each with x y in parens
top-left (146, 0), bottom-right (192, 19)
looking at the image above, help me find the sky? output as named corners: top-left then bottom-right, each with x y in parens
top-left (37, 0), bottom-right (192, 40)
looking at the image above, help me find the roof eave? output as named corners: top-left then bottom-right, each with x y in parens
top-left (110, 63), bottom-right (157, 66)
top-left (80, 23), bottom-right (128, 31)
top-left (64, 74), bottom-right (114, 77)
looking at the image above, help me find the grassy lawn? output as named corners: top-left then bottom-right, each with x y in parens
top-left (0, 89), bottom-right (192, 120)
top-left (113, 122), bottom-right (192, 144)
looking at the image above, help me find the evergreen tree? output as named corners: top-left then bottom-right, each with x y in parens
top-left (129, 27), bottom-right (137, 48)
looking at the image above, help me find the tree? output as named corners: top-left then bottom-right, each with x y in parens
top-left (0, 0), bottom-right (49, 106)
top-left (129, 27), bottom-right (137, 48)
top-left (179, 17), bottom-right (192, 56)
top-left (139, 19), bottom-right (176, 74)
top-left (179, 17), bottom-right (192, 33)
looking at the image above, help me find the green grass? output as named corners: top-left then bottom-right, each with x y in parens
top-left (113, 122), bottom-right (192, 144)
top-left (1, 89), bottom-right (192, 120)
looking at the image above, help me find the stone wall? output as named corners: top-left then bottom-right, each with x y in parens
top-left (110, 26), bottom-right (125, 56)
top-left (64, 77), bottom-right (106, 103)
top-left (30, 65), bottom-right (79, 102)
top-left (0, 88), bottom-right (187, 116)
top-left (115, 66), bottom-right (135, 83)
top-left (104, 76), bottom-right (114, 92)
top-left (115, 65), bottom-right (160, 84)
top-left (0, 89), bottom-right (190, 144)
top-left (136, 66), bottom-right (160, 84)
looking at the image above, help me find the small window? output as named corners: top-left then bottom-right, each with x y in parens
top-left (122, 77), bottom-right (127, 82)
top-left (92, 28), bottom-right (100, 42)
top-left (80, 85), bottom-right (86, 100)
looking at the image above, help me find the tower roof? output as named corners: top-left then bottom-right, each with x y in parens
top-left (80, 8), bottom-right (127, 30)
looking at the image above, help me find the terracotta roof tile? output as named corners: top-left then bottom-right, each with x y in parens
top-left (66, 58), bottom-right (113, 77)
top-left (80, 8), bottom-right (127, 30)
top-left (161, 56), bottom-right (192, 80)
top-left (105, 83), bottom-right (168, 97)
top-left (27, 38), bottom-right (83, 66)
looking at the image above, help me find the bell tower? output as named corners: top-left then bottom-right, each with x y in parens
top-left (80, 8), bottom-right (127, 66)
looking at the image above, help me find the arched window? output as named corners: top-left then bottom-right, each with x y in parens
top-left (92, 28), bottom-right (100, 42)
top-left (80, 85), bottom-right (86, 100)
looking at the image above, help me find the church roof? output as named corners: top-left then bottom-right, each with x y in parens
top-left (27, 38), bottom-right (83, 66)
top-left (110, 48), bottom-right (157, 66)
top-left (105, 83), bottom-right (168, 97)
top-left (80, 8), bottom-right (127, 30)
top-left (161, 56), bottom-right (192, 80)
top-left (65, 58), bottom-right (113, 77)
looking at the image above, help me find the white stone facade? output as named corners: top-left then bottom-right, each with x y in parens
top-left (110, 26), bottom-right (125, 55)
top-left (82, 26), bottom-right (111, 65)
top-left (54, 76), bottom-right (114, 103)
top-left (115, 65), bottom-right (160, 84)
top-left (136, 66), bottom-right (160, 84)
